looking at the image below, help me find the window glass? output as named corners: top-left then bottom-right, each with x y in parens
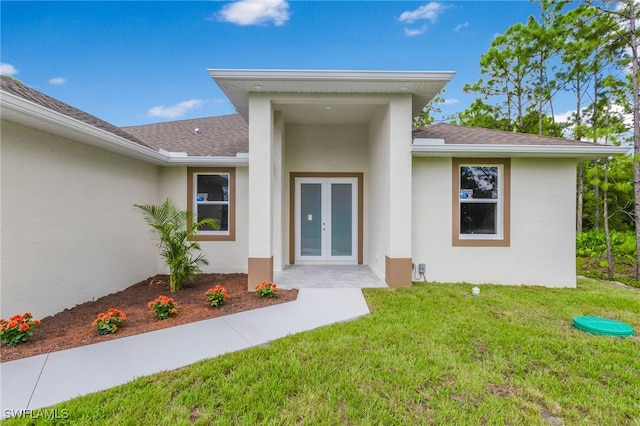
top-left (459, 166), bottom-right (499, 235)
top-left (195, 174), bottom-right (229, 233)
top-left (197, 204), bottom-right (229, 231)
top-left (188, 168), bottom-right (235, 240)
top-left (460, 203), bottom-right (496, 234)
top-left (196, 174), bottom-right (229, 202)
top-left (460, 167), bottom-right (498, 199)
top-left (453, 159), bottom-right (509, 247)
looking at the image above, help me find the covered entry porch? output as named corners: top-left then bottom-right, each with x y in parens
top-left (208, 69), bottom-right (454, 290)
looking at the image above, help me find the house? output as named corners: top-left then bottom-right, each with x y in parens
top-left (0, 70), bottom-right (628, 318)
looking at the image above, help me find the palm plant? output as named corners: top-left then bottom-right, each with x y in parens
top-left (134, 198), bottom-right (219, 292)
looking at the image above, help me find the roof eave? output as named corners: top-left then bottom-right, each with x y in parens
top-left (163, 155), bottom-right (249, 167)
top-left (1, 90), bottom-right (168, 165)
top-left (411, 143), bottom-right (630, 160)
top-left (1, 91), bottom-right (250, 167)
top-left (208, 68), bottom-right (456, 121)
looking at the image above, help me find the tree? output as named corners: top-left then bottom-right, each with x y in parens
top-left (412, 90), bottom-right (446, 129)
top-left (135, 198), bottom-right (219, 292)
top-left (463, 12), bottom-right (564, 134)
top-left (582, 0), bottom-right (639, 277)
top-left (553, 2), bottom-right (629, 232)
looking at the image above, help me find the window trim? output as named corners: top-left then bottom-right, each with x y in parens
top-left (452, 158), bottom-right (510, 247)
top-left (187, 167), bottom-right (236, 241)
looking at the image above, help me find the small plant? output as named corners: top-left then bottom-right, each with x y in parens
top-left (205, 285), bottom-right (229, 307)
top-left (148, 295), bottom-right (178, 320)
top-left (92, 308), bottom-right (127, 335)
top-left (134, 199), bottom-right (219, 292)
top-left (255, 281), bottom-right (279, 298)
top-left (0, 312), bottom-right (40, 347)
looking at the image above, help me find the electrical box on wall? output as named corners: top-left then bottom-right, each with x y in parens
top-left (418, 263), bottom-right (425, 273)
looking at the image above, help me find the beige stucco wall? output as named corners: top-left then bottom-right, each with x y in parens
top-left (412, 157), bottom-right (577, 287)
top-left (1, 120), bottom-right (160, 318)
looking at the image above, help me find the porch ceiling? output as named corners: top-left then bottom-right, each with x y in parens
top-left (208, 69), bottom-right (455, 121)
top-left (274, 102), bottom-right (382, 124)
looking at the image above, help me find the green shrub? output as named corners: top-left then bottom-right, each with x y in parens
top-left (576, 230), bottom-right (636, 262)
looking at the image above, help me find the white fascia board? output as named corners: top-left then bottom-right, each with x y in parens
top-left (164, 156), bottom-right (249, 167)
top-left (411, 142), bottom-right (630, 160)
top-left (1, 91), bottom-right (248, 167)
top-left (208, 68), bottom-right (456, 82)
top-left (209, 68), bottom-right (456, 120)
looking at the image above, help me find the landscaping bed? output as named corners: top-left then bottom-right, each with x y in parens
top-left (0, 273), bottom-right (297, 363)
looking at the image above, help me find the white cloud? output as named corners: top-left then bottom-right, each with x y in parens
top-left (404, 26), bottom-right (427, 37)
top-left (454, 22), bottom-right (469, 32)
top-left (399, 2), bottom-right (444, 24)
top-left (0, 63), bottom-right (18, 75)
top-left (147, 99), bottom-right (205, 119)
top-left (218, 0), bottom-right (290, 26)
top-left (443, 98), bottom-right (458, 106)
top-left (49, 77), bottom-right (67, 85)
top-left (555, 110), bottom-right (574, 124)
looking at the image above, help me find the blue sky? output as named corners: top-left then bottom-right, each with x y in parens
top-left (1, 1), bottom-right (546, 127)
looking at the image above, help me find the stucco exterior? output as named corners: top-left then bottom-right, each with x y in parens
top-left (412, 157), bottom-right (577, 287)
top-left (1, 121), bottom-right (159, 317)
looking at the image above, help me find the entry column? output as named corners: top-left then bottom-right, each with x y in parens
top-left (386, 95), bottom-right (413, 286)
top-left (247, 94), bottom-right (274, 290)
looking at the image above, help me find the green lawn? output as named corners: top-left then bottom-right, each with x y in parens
top-left (5, 280), bottom-right (640, 425)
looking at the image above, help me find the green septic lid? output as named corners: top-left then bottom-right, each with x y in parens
top-left (573, 316), bottom-right (634, 337)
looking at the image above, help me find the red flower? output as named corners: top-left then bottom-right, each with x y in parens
top-left (19, 323), bottom-right (29, 331)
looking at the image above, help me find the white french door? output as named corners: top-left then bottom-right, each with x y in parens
top-left (295, 177), bottom-right (358, 263)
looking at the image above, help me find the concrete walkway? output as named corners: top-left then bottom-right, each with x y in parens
top-left (0, 288), bottom-right (371, 417)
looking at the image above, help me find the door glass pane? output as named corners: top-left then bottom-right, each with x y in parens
top-left (331, 183), bottom-right (352, 256)
top-left (301, 183), bottom-right (322, 256)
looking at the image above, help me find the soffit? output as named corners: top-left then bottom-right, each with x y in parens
top-left (208, 69), bottom-right (455, 121)
top-left (411, 143), bottom-right (630, 160)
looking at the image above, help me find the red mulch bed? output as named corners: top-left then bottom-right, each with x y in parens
top-left (1, 274), bottom-right (297, 363)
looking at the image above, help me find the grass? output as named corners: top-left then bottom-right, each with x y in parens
top-left (4, 280), bottom-right (640, 425)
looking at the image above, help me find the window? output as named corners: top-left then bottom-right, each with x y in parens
top-left (187, 168), bottom-right (235, 241)
top-left (452, 159), bottom-right (510, 247)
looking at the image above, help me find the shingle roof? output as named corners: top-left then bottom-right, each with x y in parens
top-left (0, 75), bottom-right (153, 149)
top-left (413, 122), bottom-right (598, 146)
top-left (4, 74), bottom-right (602, 158)
top-left (123, 115), bottom-right (248, 157)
